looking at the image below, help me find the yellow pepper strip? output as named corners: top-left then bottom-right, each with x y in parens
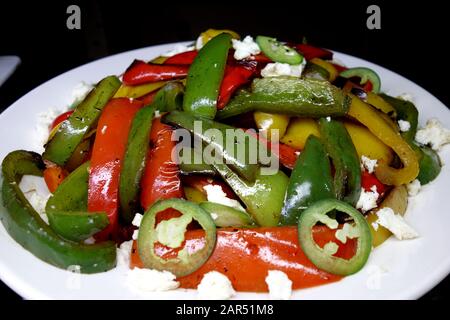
top-left (197, 29), bottom-right (240, 49)
top-left (348, 96), bottom-right (419, 185)
top-left (150, 56), bottom-right (168, 64)
top-left (366, 185), bottom-right (408, 247)
top-left (183, 186), bottom-right (207, 203)
top-left (253, 112), bottom-right (290, 140)
top-left (366, 92), bottom-right (396, 117)
top-left (344, 122), bottom-right (393, 164)
top-left (309, 58), bottom-right (338, 82)
top-left (280, 118), bottom-right (320, 150)
top-left (114, 81), bottom-right (166, 99)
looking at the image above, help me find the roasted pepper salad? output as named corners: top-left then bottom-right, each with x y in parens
top-left (1, 29), bottom-right (450, 299)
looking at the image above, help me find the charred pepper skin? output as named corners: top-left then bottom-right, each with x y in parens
top-left (43, 76), bottom-right (121, 166)
top-left (1, 150), bottom-right (116, 274)
top-left (318, 118), bottom-right (361, 206)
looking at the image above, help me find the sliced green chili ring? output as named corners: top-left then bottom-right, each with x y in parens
top-left (183, 33), bottom-right (231, 119)
top-left (298, 199), bottom-right (372, 276)
top-left (199, 201), bottom-right (254, 227)
top-left (138, 198), bottom-right (216, 277)
top-left (340, 67), bottom-right (381, 94)
top-left (256, 35), bottom-right (303, 65)
top-left (1, 150), bottom-right (116, 273)
top-left (43, 75), bottom-right (121, 166)
top-left (318, 118), bottom-right (361, 206)
top-left (46, 161), bottom-right (109, 241)
top-left (119, 105), bottom-right (155, 223)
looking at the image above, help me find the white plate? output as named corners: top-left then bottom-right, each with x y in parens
top-left (1, 42), bottom-right (450, 300)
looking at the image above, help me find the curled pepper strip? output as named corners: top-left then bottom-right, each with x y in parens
top-left (298, 199), bottom-right (372, 276)
top-left (138, 198), bottom-right (216, 277)
top-left (1, 151), bottom-right (116, 273)
top-left (347, 95), bottom-right (419, 185)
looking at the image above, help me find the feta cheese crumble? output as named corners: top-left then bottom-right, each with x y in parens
top-left (407, 179), bottom-right (421, 197)
top-left (195, 36), bottom-right (204, 50)
top-left (356, 186), bottom-right (379, 213)
top-left (131, 213), bottom-right (143, 240)
top-left (197, 271), bottom-right (236, 300)
top-left (70, 81), bottom-right (92, 106)
top-left (162, 44), bottom-right (195, 57)
top-left (361, 155), bottom-right (378, 174)
top-left (203, 184), bottom-right (246, 212)
top-left (127, 268), bottom-right (179, 292)
top-left (231, 36), bottom-right (261, 60)
top-left (375, 207), bottom-right (419, 240)
top-left (415, 118), bottom-right (450, 151)
top-left (34, 108), bottom-right (64, 153)
top-left (260, 61), bottom-right (306, 78)
top-left (335, 223), bottom-right (360, 244)
top-left (265, 270), bottom-right (292, 300)
top-left (19, 175), bottom-right (51, 223)
top-left (398, 120), bottom-right (411, 132)
top-left (116, 240), bottom-right (133, 268)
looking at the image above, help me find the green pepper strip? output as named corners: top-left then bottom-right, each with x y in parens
top-left (1, 151), bottom-right (116, 273)
top-left (138, 198), bottom-right (216, 277)
top-left (381, 94), bottom-right (442, 184)
top-left (199, 201), bottom-right (254, 227)
top-left (151, 81), bottom-right (184, 112)
top-left (318, 118), bottom-right (361, 206)
top-left (43, 75), bottom-right (121, 166)
top-left (298, 199), bottom-right (372, 276)
top-left (179, 147), bottom-right (216, 176)
top-left (209, 160), bottom-right (289, 227)
top-left (340, 67), bottom-right (381, 94)
top-left (183, 33), bottom-right (231, 119)
top-left (46, 161), bottom-right (109, 241)
top-left (119, 105), bottom-right (155, 223)
top-left (216, 77), bottom-right (351, 120)
top-left (162, 110), bottom-right (263, 182)
top-left (280, 135), bottom-right (334, 225)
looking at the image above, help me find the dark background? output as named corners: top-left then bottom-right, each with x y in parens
top-left (0, 0), bottom-right (449, 299)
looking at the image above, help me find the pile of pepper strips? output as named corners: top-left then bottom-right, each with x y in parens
top-left (0, 29), bottom-right (442, 292)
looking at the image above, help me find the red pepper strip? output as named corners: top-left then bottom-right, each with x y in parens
top-left (140, 117), bottom-right (184, 210)
top-left (217, 63), bottom-right (257, 110)
top-left (130, 225), bottom-right (355, 291)
top-left (295, 44), bottom-right (333, 61)
top-left (182, 175), bottom-right (237, 199)
top-left (51, 111), bottom-right (74, 130)
top-left (164, 50), bottom-right (198, 65)
top-left (88, 98), bottom-right (142, 240)
top-left (247, 131), bottom-right (299, 170)
top-left (332, 63), bottom-right (347, 73)
top-left (251, 53), bottom-right (272, 63)
top-left (361, 170), bottom-right (386, 194)
top-left (123, 60), bottom-right (189, 86)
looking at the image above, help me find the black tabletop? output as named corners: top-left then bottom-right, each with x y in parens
top-left (0, 0), bottom-right (449, 300)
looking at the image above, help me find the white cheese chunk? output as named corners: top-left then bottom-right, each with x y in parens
top-left (356, 186), bottom-right (379, 213)
top-left (131, 213), bottom-right (143, 240)
top-left (361, 155), bottom-right (378, 174)
top-left (415, 118), bottom-right (450, 151)
top-left (19, 175), bottom-right (51, 223)
top-left (127, 268), bottom-right (179, 292)
top-left (231, 36), bottom-right (261, 60)
top-left (407, 179), bottom-right (421, 197)
top-left (375, 207), bottom-right (419, 240)
top-left (398, 120), bottom-right (411, 132)
top-left (197, 271), bottom-right (236, 300)
top-left (260, 60), bottom-right (306, 78)
top-left (116, 240), bottom-right (133, 268)
top-left (203, 184), bottom-right (245, 212)
top-left (265, 270), bottom-right (292, 300)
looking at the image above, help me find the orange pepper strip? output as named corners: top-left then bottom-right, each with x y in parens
top-left (130, 226), bottom-right (355, 292)
top-left (43, 166), bottom-right (68, 193)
